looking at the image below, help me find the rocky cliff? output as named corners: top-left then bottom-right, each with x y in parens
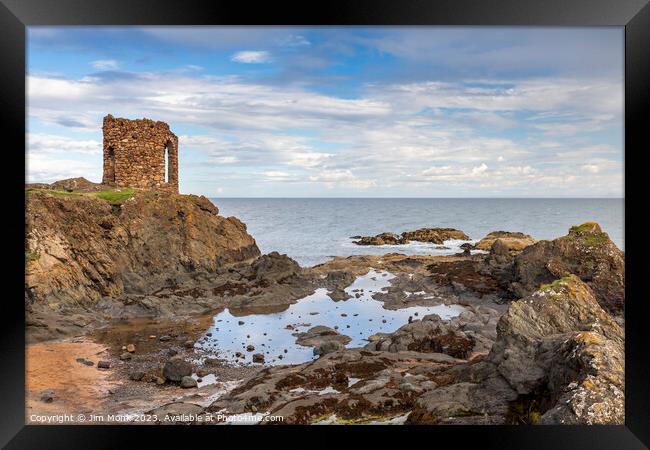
top-left (25, 185), bottom-right (260, 307)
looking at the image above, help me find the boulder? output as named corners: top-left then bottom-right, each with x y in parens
top-left (40, 389), bottom-right (55, 403)
top-left (250, 251), bottom-right (302, 283)
top-left (163, 357), bottom-right (192, 382)
top-left (97, 360), bottom-right (110, 369)
top-left (252, 353), bottom-right (265, 363)
top-left (474, 231), bottom-right (536, 252)
top-left (75, 358), bottom-right (94, 366)
top-left (294, 325), bottom-right (351, 356)
top-left (180, 376), bottom-right (198, 388)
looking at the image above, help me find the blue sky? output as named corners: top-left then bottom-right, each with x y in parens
top-left (27, 27), bottom-right (624, 197)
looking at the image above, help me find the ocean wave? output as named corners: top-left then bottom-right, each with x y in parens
top-left (341, 237), bottom-right (481, 254)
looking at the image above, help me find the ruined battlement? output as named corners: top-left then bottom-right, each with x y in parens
top-left (102, 114), bottom-right (179, 193)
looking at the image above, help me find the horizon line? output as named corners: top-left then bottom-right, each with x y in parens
top-left (201, 196), bottom-right (625, 200)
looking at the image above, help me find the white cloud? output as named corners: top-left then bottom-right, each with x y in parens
top-left (309, 169), bottom-right (376, 189)
top-left (28, 133), bottom-right (102, 155)
top-left (27, 153), bottom-right (101, 183)
top-left (91, 59), bottom-right (119, 70)
top-left (231, 51), bottom-right (272, 64)
top-left (26, 68), bottom-right (622, 196)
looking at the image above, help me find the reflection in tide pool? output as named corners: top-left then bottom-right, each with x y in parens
top-left (195, 269), bottom-right (465, 365)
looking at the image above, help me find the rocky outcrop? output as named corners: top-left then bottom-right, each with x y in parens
top-left (353, 232), bottom-right (403, 246)
top-left (163, 357), bottom-right (193, 382)
top-left (509, 222), bottom-right (624, 314)
top-left (474, 231), bottom-right (536, 252)
top-left (353, 228), bottom-right (469, 246)
top-left (492, 275), bottom-right (623, 424)
top-left (401, 228), bottom-right (469, 244)
top-left (365, 305), bottom-right (499, 358)
top-left (427, 259), bottom-right (507, 298)
top-left (409, 275), bottom-right (624, 425)
top-left (208, 349), bottom-right (459, 424)
top-left (25, 187), bottom-right (261, 306)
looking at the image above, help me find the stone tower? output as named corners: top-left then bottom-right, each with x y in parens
top-left (102, 114), bottom-right (179, 193)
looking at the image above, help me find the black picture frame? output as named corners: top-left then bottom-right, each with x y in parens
top-left (1, 0), bottom-right (648, 448)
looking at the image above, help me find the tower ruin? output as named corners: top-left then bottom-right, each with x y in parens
top-left (102, 114), bottom-right (179, 193)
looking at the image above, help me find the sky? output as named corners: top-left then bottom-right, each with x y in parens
top-left (27, 26), bottom-right (624, 197)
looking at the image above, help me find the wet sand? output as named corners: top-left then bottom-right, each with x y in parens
top-left (26, 339), bottom-right (118, 423)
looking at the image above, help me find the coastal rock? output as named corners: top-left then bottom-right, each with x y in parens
top-left (427, 259), bottom-right (505, 297)
top-left (162, 357), bottom-right (192, 382)
top-left (365, 306), bottom-right (499, 358)
top-left (400, 228), bottom-right (469, 244)
top-left (491, 275), bottom-right (624, 424)
top-left (293, 325), bottom-right (351, 356)
top-left (474, 231), bottom-right (536, 252)
top-left (180, 376), bottom-right (198, 388)
top-left (353, 232), bottom-right (403, 246)
top-left (250, 251), bottom-right (301, 283)
top-left (509, 222), bottom-right (624, 314)
top-left (25, 187), bottom-right (261, 306)
top-left (75, 358), bottom-right (94, 366)
top-left (352, 228), bottom-right (469, 246)
top-left (40, 389), bottom-right (55, 403)
top-left (408, 275), bottom-right (624, 425)
top-left (210, 270), bottom-right (624, 425)
top-left (208, 349), bottom-right (458, 424)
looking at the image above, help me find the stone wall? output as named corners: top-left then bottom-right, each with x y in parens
top-left (102, 114), bottom-right (179, 193)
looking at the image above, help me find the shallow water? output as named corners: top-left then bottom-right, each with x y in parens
top-left (195, 269), bottom-right (465, 365)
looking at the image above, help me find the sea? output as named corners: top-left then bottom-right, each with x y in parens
top-left (211, 198), bottom-right (624, 268)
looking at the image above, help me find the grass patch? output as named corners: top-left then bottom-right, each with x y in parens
top-left (540, 275), bottom-right (574, 292)
top-left (569, 222), bottom-right (600, 234)
top-left (27, 186), bottom-right (139, 204)
top-left (582, 234), bottom-right (608, 247)
top-left (93, 188), bottom-right (136, 204)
